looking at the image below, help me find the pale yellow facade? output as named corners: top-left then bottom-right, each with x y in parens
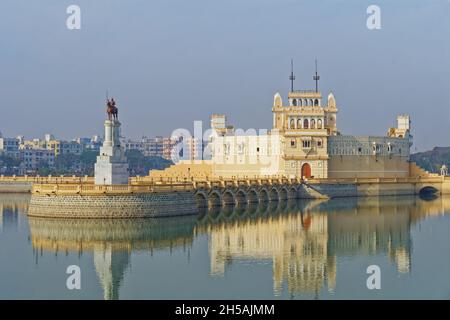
top-left (149, 160), bottom-right (213, 181)
top-left (272, 91), bottom-right (337, 179)
top-left (149, 86), bottom-right (417, 181)
top-left (46, 139), bottom-right (83, 156)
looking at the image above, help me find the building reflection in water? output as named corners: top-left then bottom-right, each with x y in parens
top-left (198, 200), bottom-right (335, 296)
top-left (13, 194), bottom-right (450, 299)
top-left (197, 195), bottom-right (450, 296)
top-left (0, 194), bottom-right (29, 232)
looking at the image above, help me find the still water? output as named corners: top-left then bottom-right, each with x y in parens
top-left (1, 193), bottom-right (450, 300)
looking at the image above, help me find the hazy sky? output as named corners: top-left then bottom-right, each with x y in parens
top-left (0, 0), bottom-right (449, 151)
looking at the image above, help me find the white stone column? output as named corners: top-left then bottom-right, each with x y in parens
top-left (112, 120), bottom-right (121, 147)
top-left (104, 120), bottom-right (113, 147)
top-left (95, 119), bottom-right (129, 185)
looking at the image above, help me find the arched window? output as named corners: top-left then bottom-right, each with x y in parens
top-left (314, 99), bottom-right (319, 106)
top-left (317, 119), bottom-right (322, 129)
top-left (303, 119), bottom-right (309, 129)
top-left (309, 99), bottom-right (314, 106)
top-left (297, 118), bottom-right (302, 129)
top-left (304, 99), bottom-right (308, 106)
top-left (310, 119), bottom-right (316, 129)
top-left (298, 99), bottom-right (302, 106)
top-left (292, 99), bottom-right (297, 106)
top-left (290, 118), bottom-right (295, 129)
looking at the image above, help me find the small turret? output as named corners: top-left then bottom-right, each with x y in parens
top-left (327, 93), bottom-right (336, 109)
top-left (397, 115), bottom-right (410, 131)
top-left (387, 115), bottom-right (413, 146)
top-left (273, 92), bottom-right (283, 108)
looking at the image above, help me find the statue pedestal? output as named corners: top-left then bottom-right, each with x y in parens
top-left (95, 120), bottom-right (129, 185)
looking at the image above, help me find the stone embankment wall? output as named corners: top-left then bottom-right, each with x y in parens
top-left (298, 183), bottom-right (357, 199)
top-left (28, 191), bottom-right (198, 218)
top-left (298, 179), bottom-right (449, 199)
top-left (21, 176), bottom-right (450, 219)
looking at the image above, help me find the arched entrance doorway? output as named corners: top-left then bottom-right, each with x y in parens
top-left (301, 163), bottom-right (311, 179)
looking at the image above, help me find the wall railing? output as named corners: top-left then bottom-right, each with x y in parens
top-left (0, 175), bottom-right (93, 184)
top-left (32, 182), bottom-right (195, 195)
top-left (7, 173), bottom-right (445, 196)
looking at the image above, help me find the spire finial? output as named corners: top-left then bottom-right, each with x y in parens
top-left (313, 59), bottom-right (320, 93)
top-left (289, 59), bottom-right (295, 92)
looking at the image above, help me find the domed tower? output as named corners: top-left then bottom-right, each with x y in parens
top-left (272, 93), bottom-right (283, 129)
top-left (325, 93), bottom-right (339, 136)
top-left (270, 60), bottom-right (338, 179)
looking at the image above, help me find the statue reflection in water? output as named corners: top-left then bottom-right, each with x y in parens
top-left (28, 216), bottom-right (197, 300)
top-left (24, 193), bottom-right (450, 299)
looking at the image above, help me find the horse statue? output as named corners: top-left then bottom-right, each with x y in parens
top-left (106, 98), bottom-right (118, 121)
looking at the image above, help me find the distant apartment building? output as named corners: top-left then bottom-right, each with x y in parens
top-left (46, 140), bottom-right (83, 156)
top-left (140, 136), bottom-right (162, 157)
top-left (0, 136), bottom-right (20, 158)
top-left (145, 136), bottom-right (178, 160)
top-left (177, 136), bottom-right (207, 161)
top-left (123, 136), bottom-right (177, 160)
top-left (148, 136), bottom-right (164, 157)
top-left (90, 136), bottom-right (103, 152)
top-left (124, 139), bottom-right (145, 153)
top-left (163, 137), bottom-right (177, 160)
top-left (20, 146), bottom-right (55, 172)
top-left (22, 138), bottom-right (45, 150)
top-left (44, 133), bottom-right (55, 143)
top-left (76, 137), bottom-right (91, 146)
top-left (16, 135), bottom-right (25, 145)
top-left (91, 135), bottom-right (102, 144)
top-left (76, 136), bottom-right (103, 152)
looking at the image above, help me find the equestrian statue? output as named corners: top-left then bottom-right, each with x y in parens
top-left (106, 97), bottom-right (119, 121)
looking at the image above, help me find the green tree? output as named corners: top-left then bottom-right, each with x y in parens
top-left (53, 153), bottom-right (80, 175)
top-left (0, 155), bottom-right (20, 166)
top-left (79, 150), bottom-right (98, 176)
top-left (125, 150), bottom-right (172, 176)
top-left (0, 154), bottom-right (21, 174)
top-left (36, 160), bottom-right (51, 176)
